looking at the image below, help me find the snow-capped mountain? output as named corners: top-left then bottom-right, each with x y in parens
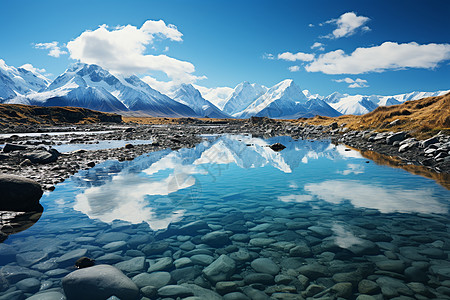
top-left (325, 94), bottom-right (378, 115)
top-left (0, 59), bottom-right (50, 100)
top-left (222, 81), bottom-right (268, 114)
top-left (170, 84), bottom-right (230, 118)
top-left (6, 63), bottom-right (199, 116)
top-left (324, 90), bottom-right (449, 115)
top-left (0, 60), bottom-right (447, 118)
top-left (234, 79), bottom-right (340, 119)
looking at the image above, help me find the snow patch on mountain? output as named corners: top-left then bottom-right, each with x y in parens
top-left (222, 81), bottom-right (268, 114)
top-left (170, 84), bottom-right (230, 118)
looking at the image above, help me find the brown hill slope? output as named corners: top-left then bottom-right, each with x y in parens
top-left (299, 92), bottom-right (450, 138)
top-left (0, 104), bottom-right (122, 126)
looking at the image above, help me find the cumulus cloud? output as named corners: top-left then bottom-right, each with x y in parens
top-left (66, 20), bottom-right (204, 85)
top-left (262, 53), bottom-right (275, 60)
top-left (334, 77), bottom-right (368, 88)
top-left (288, 66), bottom-right (300, 72)
top-left (278, 51), bottom-right (315, 62)
top-left (34, 41), bottom-right (67, 57)
top-left (311, 42), bottom-right (325, 51)
top-left (20, 63), bottom-right (46, 74)
top-left (322, 12), bottom-right (370, 39)
top-left (305, 42), bottom-right (450, 74)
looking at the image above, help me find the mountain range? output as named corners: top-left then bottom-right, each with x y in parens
top-left (0, 59), bottom-right (448, 119)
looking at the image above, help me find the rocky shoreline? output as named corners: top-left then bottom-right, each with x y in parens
top-left (0, 117), bottom-right (449, 191)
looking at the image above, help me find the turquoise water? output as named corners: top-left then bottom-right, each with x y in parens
top-left (1, 135), bottom-right (449, 299)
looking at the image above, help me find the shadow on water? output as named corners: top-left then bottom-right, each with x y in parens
top-left (351, 147), bottom-right (450, 190)
top-left (0, 205), bottom-right (43, 243)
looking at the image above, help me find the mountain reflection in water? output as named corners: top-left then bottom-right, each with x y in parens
top-left (67, 135), bottom-right (449, 230)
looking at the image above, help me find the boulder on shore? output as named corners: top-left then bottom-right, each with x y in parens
top-left (62, 264), bottom-right (139, 300)
top-left (0, 175), bottom-right (43, 211)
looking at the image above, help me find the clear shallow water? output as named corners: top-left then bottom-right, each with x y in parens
top-left (0, 130), bottom-right (115, 139)
top-left (1, 135), bottom-right (449, 299)
top-left (52, 139), bottom-right (154, 153)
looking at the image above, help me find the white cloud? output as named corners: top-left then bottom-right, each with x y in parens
top-left (278, 51), bottom-right (315, 62)
top-left (306, 42), bottom-right (450, 74)
top-left (288, 66), bottom-right (300, 72)
top-left (66, 20), bottom-right (205, 85)
top-left (262, 53), bottom-right (275, 60)
top-left (333, 77), bottom-right (368, 88)
top-left (194, 84), bottom-right (234, 109)
top-left (34, 41), bottom-right (68, 58)
top-left (322, 12), bottom-right (370, 39)
top-left (311, 42), bottom-right (325, 51)
top-left (308, 24), bottom-right (314, 28)
top-left (141, 76), bottom-right (178, 95)
top-left (19, 63), bottom-right (46, 74)
top-left (305, 180), bottom-right (447, 214)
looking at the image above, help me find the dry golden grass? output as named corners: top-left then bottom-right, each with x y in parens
top-left (123, 116), bottom-right (241, 125)
top-left (294, 92), bottom-right (450, 139)
top-left (0, 104), bottom-right (122, 125)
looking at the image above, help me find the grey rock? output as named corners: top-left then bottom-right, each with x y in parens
top-left (244, 273), bottom-right (274, 285)
top-left (404, 266), bottom-right (429, 282)
top-left (0, 291), bottom-right (24, 300)
top-left (216, 281), bottom-right (238, 295)
top-left (242, 286), bottom-right (269, 300)
top-left (201, 231), bottom-right (231, 247)
top-left (158, 285), bottom-right (194, 298)
top-left (147, 257), bottom-right (173, 272)
top-left (331, 282), bottom-right (353, 298)
top-left (95, 253), bottom-right (123, 264)
top-left (190, 254), bottom-right (214, 266)
top-left (114, 256), bottom-right (146, 273)
top-left (430, 264), bottom-right (450, 280)
top-left (179, 220), bottom-right (209, 233)
top-left (298, 264), bottom-right (328, 280)
top-left (203, 254), bottom-right (236, 283)
top-left (16, 277), bottom-right (40, 293)
top-left (102, 241), bottom-right (127, 252)
top-left (303, 284), bottom-right (325, 297)
top-left (358, 279), bottom-right (380, 294)
top-left (174, 257), bottom-right (192, 268)
top-left (16, 251), bottom-right (48, 267)
top-left (141, 241), bottom-right (169, 255)
top-left (56, 248), bottom-right (88, 267)
top-left (44, 269), bottom-right (70, 279)
top-left (2, 143), bottom-right (29, 152)
top-left (249, 238), bottom-right (275, 247)
top-left (251, 258), bottom-right (280, 275)
top-left (376, 260), bottom-right (405, 274)
top-left (132, 271), bottom-right (171, 288)
top-left (420, 136), bottom-right (439, 148)
top-left (182, 283), bottom-right (223, 300)
top-left (24, 149), bottom-right (59, 164)
top-left (62, 264), bottom-right (139, 300)
top-left (386, 132), bottom-right (406, 145)
top-left (140, 286), bottom-right (157, 298)
top-left (26, 291), bottom-right (67, 300)
top-left (223, 292), bottom-right (250, 300)
top-left (289, 244), bottom-right (312, 257)
top-left (376, 276), bottom-right (413, 298)
top-left (0, 174), bottom-right (43, 211)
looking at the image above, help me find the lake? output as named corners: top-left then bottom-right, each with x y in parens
top-left (1, 134), bottom-right (449, 299)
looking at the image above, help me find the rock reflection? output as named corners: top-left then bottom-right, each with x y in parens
top-left (0, 207), bottom-right (43, 242)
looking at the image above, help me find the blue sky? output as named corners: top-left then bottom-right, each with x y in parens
top-left (1, 0), bottom-right (449, 97)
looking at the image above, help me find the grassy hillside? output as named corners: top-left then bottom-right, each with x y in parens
top-left (0, 104), bottom-right (122, 126)
top-left (297, 92), bottom-right (450, 139)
